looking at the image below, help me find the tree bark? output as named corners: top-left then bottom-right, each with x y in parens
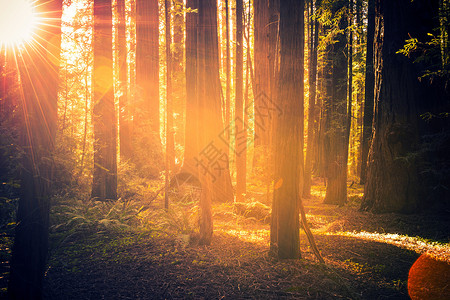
top-left (225, 0), bottom-right (231, 155)
top-left (8, 1), bottom-right (62, 298)
top-left (172, 0), bottom-right (185, 168)
top-left (353, 0), bottom-right (364, 178)
top-left (117, 0), bottom-right (131, 159)
top-left (182, 0), bottom-right (199, 175)
top-left (136, 0), bottom-right (159, 133)
top-left (254, 0), bottom-right (271, 146)
top-left (362, 0), bottom-right (442, 213)
top-left (134, 0), bottom-right (162, 178)
top-left (235, 0), bottom-right (246, 202)
top-left (271, 0), bottom-right (304, 259)
top-left (196, 0), bottom-right (234, 244)
top-left (323, 0), bottom-right (348, 206)
top-left (268, 0), bottom-right (280, 254)
top-left (92, 0), bottom-right (117, 201)
top-left (345, 0), bottom-right (353, 180)
top-left (360, 0), bottom-right (375, 184)
top-left (303, 0), bottom-right (320, 198)
top-left (165, 0), bottom-right (174, 209)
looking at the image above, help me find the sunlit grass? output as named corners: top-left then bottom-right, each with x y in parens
top-left (326, 231), bottom-right (450, 262)
top-left (217, 228), bottom-right (270, 245)
top-left (310, 185), bottom-right (326, 198)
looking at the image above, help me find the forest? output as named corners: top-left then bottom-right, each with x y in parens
top-left (0, 0), bottom-right (449, 299)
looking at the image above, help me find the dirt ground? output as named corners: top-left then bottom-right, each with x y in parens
top-left (42, 185), bottom-right (450, 299)
top-left (1, 182), bottom-right (450, 299)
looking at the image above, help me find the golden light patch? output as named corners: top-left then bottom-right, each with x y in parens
top-left (46, 34), bottom-right (62, 66)
top-left (94, 56), bottom-right (113, 92)
top-left (274, 178), bottom-right (283, 190)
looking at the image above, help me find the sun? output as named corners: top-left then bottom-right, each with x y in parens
top-left (0, 0), bottom-right (37, 48)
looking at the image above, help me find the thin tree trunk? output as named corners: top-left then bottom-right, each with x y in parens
top-left (225, 0), bottom-right (231, 156)
top-left (314, 22), bottom-right (325, 177)
top-left (254, 0), bottom-right (270, 146)
top-left (172, 0), bottom-right (185, 167)
top-left (243, 4), bottom-right (251, 202)
top-left (182, 0), bottom-right (199, 175)
top-left (117, 0), bottom-right (130, 159)
top-left (91, 0), bottom-right (117, 201)
top-left (165, 0), bottom-right (174, 210)
top-left (354, 0), bottom-right (364, 178)
top-left (324, 0), bottom-right (348, 206)
top-left (78, 71), bottom-right (89, 179)
top-left (303, 0), bottom-right (320, 198)
top-left (0, 49), bottom-right (5, 115)
top-left (235, 0), bottom-right (245, 202)
top-left (345, 0), bottom-right (353, 180)
top-left (268, 0), bottom-right (280, 255)
top-left (360, 0), bottom-right (375, 184)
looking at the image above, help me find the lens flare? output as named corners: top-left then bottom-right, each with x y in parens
top-left (0, 0), bottom-right (37, 47)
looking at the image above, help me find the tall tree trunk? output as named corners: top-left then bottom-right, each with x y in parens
top-left (271, 0), bottom-right (304, 259)
top-left (345, 0), bottom-right (353, 179)
top-left (117, 0), bottom-right (130, 159)
top-left (8, 1), bottom-right (62, 298)
top-left (136, 0), bottom-right (159, 133)
top-left (354, 0), bottom-right (364, 178)
top-left (165, 0), bottom-right (174, 209)
top-left (303, 0), bottom-right (320, 198)
top-left (172, 0), bottom-right (184, 74)
top-left (243, 3), bottom-right (251, 199)
top-left (253, 0), bottom-right (272, 188)
top-left (315, 22), bottom-right (327, 178)
top-left (196, 0), bottom-right (234, 244)
top-left (182, 0), bottom-right (199, 175)
top-left (0, 49), bottom-right (5, 115)
top-left (78, 72), bottom-right (89, 179)
top-left (225, 0), bottom-right (231, 155)
top-left (360, 0), bottom-right (375, 184)
top-left (172, 0), bottom-right (185, 167)
top-left (254, 0), bottom-right (271, 146)
top-left (362, 0), bottom-right (442, 213)
top-left (268, 0), bottom-right (280, 255)
top-left (135, 0), bottom-right (162, 178)
top-left (235, 0), bottom-right (246, 202)
top-left (92, 0), bottom-right (117, 201)
top-left (324, 0), bottom-right (348, 206)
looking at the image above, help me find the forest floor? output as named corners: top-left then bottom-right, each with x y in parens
top-left (1, 178), bottom-right (450, 299)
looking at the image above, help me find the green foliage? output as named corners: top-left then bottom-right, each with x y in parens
top-left (140, 185), bottom-right (201, 235)
top-left (0, 197), bottom-right (18, 230)
top-left (396, 37), bottom-right (419, 57)
top-left (397, 2), bottom-right (450, 82)
top-left (117, 160), bottom-right (164, 202)
top-left (51, 197), bottom-right (145, 233)
top-left (344, 258), bottom-right (386, 274)
top-left (317, 0), bottom-right (348, 50)
top-left (420, 111), bottom-right (449, 121)
top-left (233, 201), bottom-right (271, 223)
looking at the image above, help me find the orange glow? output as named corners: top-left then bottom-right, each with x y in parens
top-left (0, 0), bottom-right (38, 48)
top-left (408, 254), bottom-right (450, 299)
